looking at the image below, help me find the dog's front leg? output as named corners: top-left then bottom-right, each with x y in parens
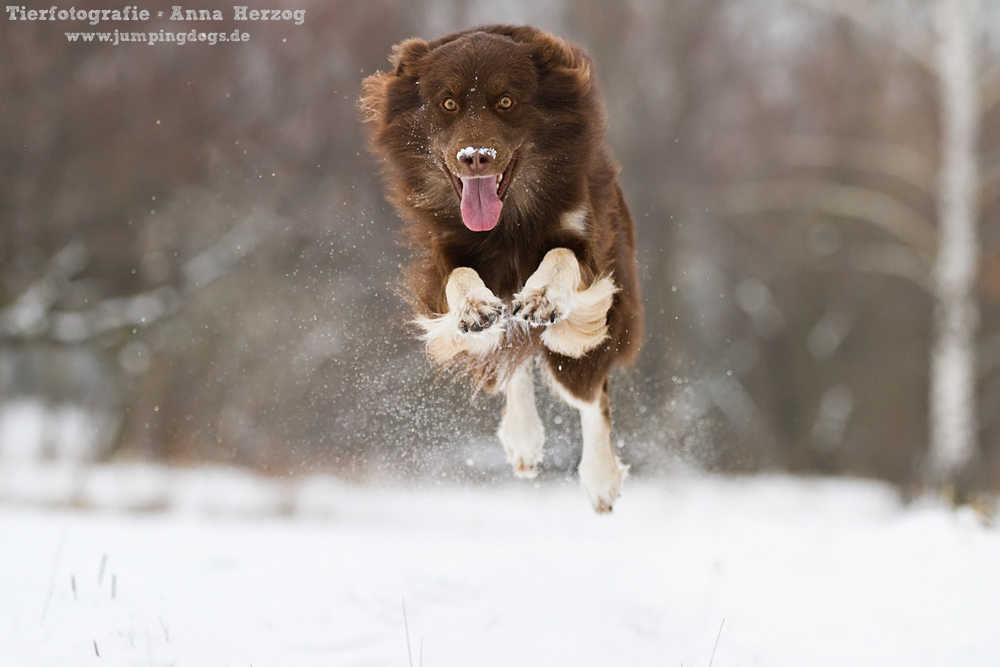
top-left (415, 267), bottom-right (505, 363)
top-left (512, 248), bottom-right (618, 358)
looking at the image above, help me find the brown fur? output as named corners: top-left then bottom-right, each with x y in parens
top-left (361, 25), bottom-right (642, 405)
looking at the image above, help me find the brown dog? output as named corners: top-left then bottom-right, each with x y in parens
top-left (361, 25), bottom-right (642, 512)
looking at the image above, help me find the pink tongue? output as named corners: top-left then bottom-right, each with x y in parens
top-left (460, 176), bottom-right (502, 232)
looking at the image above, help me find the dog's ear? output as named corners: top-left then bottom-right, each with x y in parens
top-left (519, 32), bottom-right (595, 118)
top-left (389, 38), bottom-right (430, 77)
top-left (360, 38), bottom-right (428, 126)
top-left (529, 33), bottom-right (593, 96)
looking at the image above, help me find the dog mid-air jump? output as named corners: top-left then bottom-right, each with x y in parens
top-left (361, 24), bottom-right (643, 512)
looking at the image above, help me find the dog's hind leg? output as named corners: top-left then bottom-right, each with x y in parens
top-left (497, 358), bottom-right (545, 479)
top-left (575, 384), bottom-right (626, 513)
top-left (546, 370), bottom-right (626, 513)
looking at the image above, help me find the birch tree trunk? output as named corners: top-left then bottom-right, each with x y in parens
top-left (929, 0), bottom-right (980, 489)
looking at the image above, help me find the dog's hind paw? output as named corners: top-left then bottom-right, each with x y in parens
top-left (501, 430), bottom-right (544, 480)
top-left (593, 498), bottom-right (613, 514)
top-left (579, 458), bottom-right (627, 514)
top-left (511, 459), bottom-right (539, 479)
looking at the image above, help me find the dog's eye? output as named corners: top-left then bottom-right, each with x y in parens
top-left (497, 96), bottom-right (514, 110)
top-left (442, 98), bottom-right (458, 112)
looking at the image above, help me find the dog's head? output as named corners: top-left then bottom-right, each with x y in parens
top-left (361, 26), bottom-right (600, 232)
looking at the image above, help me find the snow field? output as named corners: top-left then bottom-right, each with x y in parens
top-left (0, 466), bottom-right (998, 666)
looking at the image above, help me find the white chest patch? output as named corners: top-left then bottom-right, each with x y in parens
top-left (561, 206), bottom-right (589, 235)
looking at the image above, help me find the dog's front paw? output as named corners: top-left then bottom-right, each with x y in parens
top-left (456, 297), bottom-right (503, 335)
top-left (511, 284), bottom-right (572, 327)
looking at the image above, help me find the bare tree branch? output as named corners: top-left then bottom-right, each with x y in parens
top-left (0, 243), bottom-right (88, 338)
top-left (48, 286), bottom-right (183, 343)
top-left (716, 180), bottom-right (937, 255)
top-left (182, 211), bottom-right (269, 293)
top-left (687, 337), bottom-right (773, 442)
top-left (793, 0), bottom-right (935, 70)
top-left (845, 241), bottom-right (932, 290)
top-left (782, 135), bottom-right (936, 192)
top-left (0, 214), bottom-right (271, 344)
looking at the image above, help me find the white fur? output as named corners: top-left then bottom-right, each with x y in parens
top-left (541, 275), bottom-right (617, 358)
top-left (561, 205), bottom-right (590, 235)
top-left (546, 373), bottom-right (627, 513)
top-left (576, 398), bottom-right (627, 513)
top-left (414, 310), bottom-right (504, 362)
top-left (415, 267), bottom-right (504, 363)
top-left (514, 248), bottom-right (618, 358)
top-left (497, 359), bottom-right (545, 478)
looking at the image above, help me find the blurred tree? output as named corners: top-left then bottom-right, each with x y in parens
top-left (1, 0), bottom-right (998, 490)
top-left (785, 0), bottom-right (997, 497)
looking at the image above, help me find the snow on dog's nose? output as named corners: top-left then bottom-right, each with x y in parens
top-left (457, 146), bottom-right (497, 175)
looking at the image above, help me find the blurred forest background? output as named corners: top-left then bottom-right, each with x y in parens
top-left (2, 0), bottom-right (1000, 493)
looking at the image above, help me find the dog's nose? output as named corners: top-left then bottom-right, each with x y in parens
top-left (457, 147), bottom-right (496, 175)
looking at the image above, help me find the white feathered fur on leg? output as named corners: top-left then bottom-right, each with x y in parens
top-left (512, 248), bottom-right (617, 359)
top-left (414, 267), bottom-right (505, 364)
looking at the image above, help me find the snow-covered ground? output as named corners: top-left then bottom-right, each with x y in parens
top-left (1, 465), bottom-right (998, 667)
